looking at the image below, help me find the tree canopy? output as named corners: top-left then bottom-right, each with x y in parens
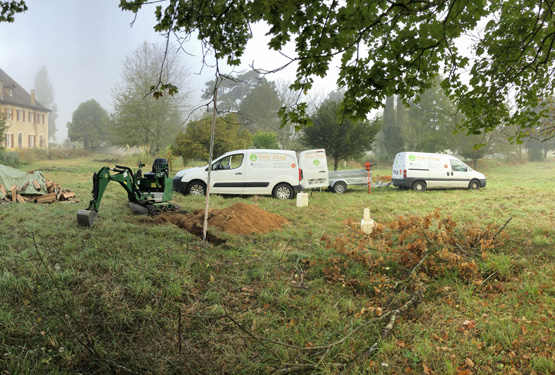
top-left (67, 99), bottom-right (109, 149)
top-left (252, 131), bottom-right (279, 149)
top-left (110, 41), bottom-right (190, 154)
top-left (172, 114), bottom-right (253, 163)
top-left (302, 97), bottom-right (382, 170)
top-left (0, 0), bottom-right (26, 22)
top-left (34, 66), bottom-right (58, 142)
top-left (120, 0), bottom-right (555, 141)
top-left (202, 71), bottom-right (262, 112)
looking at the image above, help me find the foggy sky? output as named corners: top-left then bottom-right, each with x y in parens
top-left (0, 0), bottom-right (213, 142)
top-left (0, 0), bottom-right (337, 142)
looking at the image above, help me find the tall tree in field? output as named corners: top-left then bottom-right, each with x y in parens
top-left (302, 97), bottom-right (382, 170)
top-left (202, 70), bottom-right (261, 112)
top-left (111, 41), bottom-right (189, 154)
top-left (401, 78), bottom-right (456, 153)
top-left (67, 99), bottom-right (109, 149)
top-left (172, 114), bottom-right (252, 163)
top-left (376, 96), bottom-right (404, 161)
top-left (34, 66), bottom-right (58, 142)
top-left (275, 80), bottom-right (313, 150)
top-left (121, 0), bottom-right (555, 141)
top-left (239, 79), bottom-right (292, 146)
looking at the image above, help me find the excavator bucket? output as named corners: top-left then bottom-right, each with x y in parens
top-left (77, 209), bottom-right (97, 227)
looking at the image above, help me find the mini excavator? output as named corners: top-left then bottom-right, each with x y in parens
top-left (77, 158), bottom-right (179, 227)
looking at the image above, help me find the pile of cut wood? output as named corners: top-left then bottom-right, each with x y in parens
top-left (0, 178), bottom-right (79, 204)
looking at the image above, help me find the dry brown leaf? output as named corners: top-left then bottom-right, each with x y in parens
top-left (464, 358), bottom-right (474, 368)
top-left (462, 320), bottom-right (476, 329)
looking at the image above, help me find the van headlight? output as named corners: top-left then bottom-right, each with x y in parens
top-left (174, 169), bottom-right (187, 178)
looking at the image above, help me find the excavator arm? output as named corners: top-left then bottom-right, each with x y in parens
top-left (77, 166), bottom-right (143, 227)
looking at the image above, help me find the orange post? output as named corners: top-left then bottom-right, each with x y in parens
top-left (365, 163), bottom-right (372, 194)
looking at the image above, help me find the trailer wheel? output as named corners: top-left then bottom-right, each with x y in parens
top-left (468, 179), bottom-right (480, 190)
top-left (273, 183), bottom-right (294, 199)
top-left (332, 181), bottom-right (348, 194)
top-left (412, 181), bottom-right (427, 192)
top-left (187, 181), bottom-right (206, 196)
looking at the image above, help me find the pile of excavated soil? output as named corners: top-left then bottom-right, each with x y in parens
top-left (155, 202), bottom-right (290, 235)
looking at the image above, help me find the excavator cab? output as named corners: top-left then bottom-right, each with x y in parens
top-left (137, 158), bottom-right (172, 202)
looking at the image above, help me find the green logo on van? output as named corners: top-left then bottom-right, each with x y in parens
top-left (313, 159), bottom-right (320, 166)
top-left (409, 154), bottom-right (416, 161)
top-left (250, 154), bottom-right (258, 162)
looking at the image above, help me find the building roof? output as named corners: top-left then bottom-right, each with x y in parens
top-left (0, 68), bottom-right (51, 112)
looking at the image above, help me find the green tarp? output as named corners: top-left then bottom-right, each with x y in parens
top-left (0, 164), bottom-right (47, 200)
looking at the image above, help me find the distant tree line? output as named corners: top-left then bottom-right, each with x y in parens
top-left (64, 41), bottom-right (555, 168)
top-left (375, 77), bottom-right (555, 167)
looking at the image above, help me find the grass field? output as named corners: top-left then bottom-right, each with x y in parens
top-left (1, 156), bottom-right (554, 374)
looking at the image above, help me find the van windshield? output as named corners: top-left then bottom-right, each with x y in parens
top-left (450, 159), bottom-right (467, 172)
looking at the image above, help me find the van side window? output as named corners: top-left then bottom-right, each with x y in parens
top-left (214, 154), bottom-right (244, 170)
top-left (450, 159), bottom-right (467, 172)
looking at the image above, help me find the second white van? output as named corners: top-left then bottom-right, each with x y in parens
top-left (392, 152), bottom-right (486, 191)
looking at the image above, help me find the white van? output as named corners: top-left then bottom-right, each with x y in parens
top-left (392, 152), bottom-right (486, 191)
top-left (298, 149), bottom-right (329, 189)
top-left (172, 149), bottom-right (302, 199)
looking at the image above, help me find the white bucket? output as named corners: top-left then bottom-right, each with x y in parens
top-left (296, 192), bottom-right (308, 207)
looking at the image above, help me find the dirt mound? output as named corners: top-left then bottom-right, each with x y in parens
top-left (156, 202), bottom-right (289, 236)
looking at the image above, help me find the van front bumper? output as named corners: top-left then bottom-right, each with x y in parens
top-left (172, 176), bottom-right (187, 194)
top-left (479, 179), bottom-right (487, 188)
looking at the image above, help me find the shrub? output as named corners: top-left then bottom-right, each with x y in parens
top-left (0, 151), bottom-right (20, 167)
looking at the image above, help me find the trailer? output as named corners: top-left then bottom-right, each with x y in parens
top-left (328, 168), bottom-right (391, 193)
top-left (299, 150), bottom-right (391, 193)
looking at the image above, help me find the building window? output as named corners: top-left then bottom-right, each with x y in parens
top-left (29, 112), bottom-right (34, 123)
top-left (29, 135), bottom-right (36, 148)
top-left (17, 110), bottom-right (25, 122)
top-left (6, 108), bottom-right (12, 120)
top-left (39, 135), bottom-right (45, 148)
top-left (5, 134), bottom-right (12, 148)
top-left (17, 133), bottom-right (23, 148)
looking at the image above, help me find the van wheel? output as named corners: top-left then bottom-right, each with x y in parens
top-left (187, 181), bottom-right (206, 196)
top-left (273, 183), bottom-right (294, 199)
top-left (469, 179), bottom-right (480, 190)
top-left (412, 181), bottom-right (427, 192)
top-left (332, 181), bottom-right (348, 194)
